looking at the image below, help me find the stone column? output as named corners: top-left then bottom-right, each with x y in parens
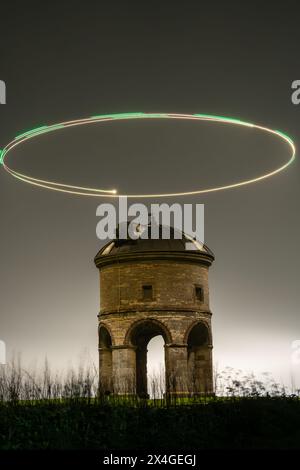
top-left (136, 344), bottom-right (148, 397)
top-left (187, 344), bottom-right (214, 394)
top-left (165, 343), bottom-right (189, 396)
top-left (99, 347), bottom-right (112, 393)
top-left (205, 345), bottom-right (214, 394)
top-left (112, 345), bottom-right (136, 395)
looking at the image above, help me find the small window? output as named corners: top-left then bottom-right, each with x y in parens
top-left (142, 285), bottom-right (153, 301)
top-left (195, 286), bottom-right (204, 302)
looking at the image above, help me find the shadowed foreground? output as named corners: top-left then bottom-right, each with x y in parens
top-left (1, 361), bottom-right (300, 450)
top-left (1, 397), bottom-right (300, 450)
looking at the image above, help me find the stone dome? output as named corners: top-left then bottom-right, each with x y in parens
top-left (94, 223), bottom-right (214, 267)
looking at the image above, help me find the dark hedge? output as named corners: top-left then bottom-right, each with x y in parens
top-left (1, 397), bottom-right (300, 450)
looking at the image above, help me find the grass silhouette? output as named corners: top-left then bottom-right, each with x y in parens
top-left (1, 358), bottom-right (300, 449)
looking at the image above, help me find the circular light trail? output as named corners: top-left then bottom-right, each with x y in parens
top-left (0, 113), bottom-right (296, 198)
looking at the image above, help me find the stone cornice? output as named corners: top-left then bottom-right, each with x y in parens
top-left (95, 250), bottom-right (214, 269)
top-left (98, 308), bottom-right (212, 317)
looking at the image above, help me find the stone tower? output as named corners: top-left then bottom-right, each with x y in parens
top-left (94, 225), bottom-right (215, 397)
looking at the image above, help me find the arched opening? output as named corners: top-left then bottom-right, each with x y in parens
top-left (99, 325), bottom-right (112, 393)
top-left (187, 322), bottom-right (211, 394)
top-left (127, 320), bottom-right (170, 398)
top-left (147, 335), bottom-right (165, 398)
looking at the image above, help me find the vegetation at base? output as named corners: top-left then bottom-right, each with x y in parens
top-left (1, 358), bottom-right (300, 449)
top-left (2, 397), bottom-right (300, 449)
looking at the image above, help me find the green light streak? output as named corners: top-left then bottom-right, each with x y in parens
top-left (145, 113), bottom-right (169, 118)
top-left (90, 112), bottom-right (171, 120)
top-left (15, 126), bottom-right (48, 140)
top-left (91, 114), bottom-right (118, 119)
top-left (26, 124), bottom-right (64, 137)
top-left (15, 124), bottom-right (64, 141)
top-left (111, 112), bottom-right (146, 119)
top-left (193, 113), bottom-right (252, 125)
top-left (2, 112), bottom-right (295, 198)
top-left (91, 112), bottom-right (147, 119)
top-left (275, 130), bottom-right (294, 145)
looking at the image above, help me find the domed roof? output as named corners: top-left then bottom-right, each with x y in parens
top-left (94, 223), bottom-right (214, 267)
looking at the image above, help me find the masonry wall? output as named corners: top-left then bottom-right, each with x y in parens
top-left (99, 261), bottom-right (211, 315)
top-left (97, 257), bottom-right (214, 396)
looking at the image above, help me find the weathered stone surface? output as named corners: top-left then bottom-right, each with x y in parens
top-left (95, 237), bottom-right (215, 396)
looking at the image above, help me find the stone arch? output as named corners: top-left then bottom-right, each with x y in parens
top-left (124, 317), bottom-right (172, 346)
top-left (98, 324), bottom-right (113, 393)
top-left (98, 322), bottom-right (115, 346)
top-left (124, 318), bottom-right (172, 397)
top-left (184, 319), bottom-right (212, 345)
top-left (185, 320), bottom-right (213, 394)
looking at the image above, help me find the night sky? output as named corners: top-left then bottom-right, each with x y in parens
top-left (0, 1), bottom-right (300, 386)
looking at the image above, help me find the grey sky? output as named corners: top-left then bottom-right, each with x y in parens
top-left (0, 1), bottom-right (299, 387)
